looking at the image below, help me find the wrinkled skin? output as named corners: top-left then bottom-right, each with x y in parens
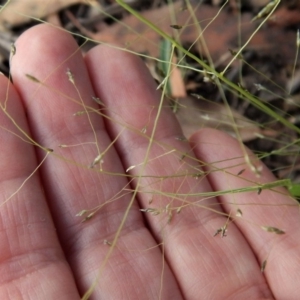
top-left (0, 24), bottom-right (299, 299)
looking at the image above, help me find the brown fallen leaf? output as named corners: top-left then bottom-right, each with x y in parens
top-left (268, 6), bottom-right (300, 28)
top-left (91, 2), bottom-right (296, 65)
top-left (169, 54), bottom-right (186, 98)
top-left (0, 0), bottom-right (87, 31)
top-left (174, 95), bottom-right (276, 142)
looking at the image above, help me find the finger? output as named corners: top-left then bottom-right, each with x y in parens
top-left (191, 128), bottom-right (300, 299)
top-left (11, 24), bottom-right (182, 299)
top-left (85, 46), bottom-right (273, 298)
top-left (0, 75), bottom-right (80, 297)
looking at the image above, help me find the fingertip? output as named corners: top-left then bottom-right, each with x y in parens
top-left (191, 130), bottom-right (286, 206)
top-left (12, 24), bottom-right (79, 85)
top-left (10, 23), bottom-right (102, 144)
top-left (15, 23), bottom-right (75, 53)
top-left (190, 127), bottom-right (234, 145)
top-left (85, 43), bottom-right (159, 100)
top-left (190, 128), bottom-right (235, 161)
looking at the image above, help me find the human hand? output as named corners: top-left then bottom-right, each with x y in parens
top-left (1, 24), bottom-right (299, 299)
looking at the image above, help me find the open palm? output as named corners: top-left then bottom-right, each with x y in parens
top-left (0, 24), bottom-right (299, 299)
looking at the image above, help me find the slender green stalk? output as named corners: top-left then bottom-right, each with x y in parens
top-left (143, 179), bottom-right (291, 198)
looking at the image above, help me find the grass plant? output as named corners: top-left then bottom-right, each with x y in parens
top-left (0, 0), bottom-right (299, 298)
